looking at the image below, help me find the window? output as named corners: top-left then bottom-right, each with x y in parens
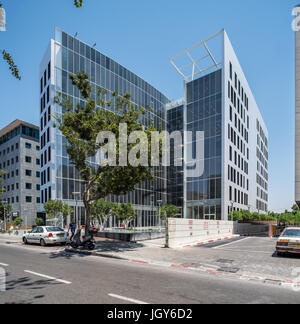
top-left (25, 170), bottom-right (32, 176)
top-left (25, 143), bottom-right (32, 149)
top-left (25, 156), bottom-right (32, 163)
top-left (36, 159), bottom-right (40, 165)
top-left (26, 183), bottom-right (32, 190)
top-left (36, 184), bottom-right (40, 191)
top-left (36, 197), bottom-right (41, 204)
top-left (26, 196), bottom-right (32, 203)
top-left (48, 62), bottom-right (51, 80)
top-left (36, 171), bottom-right (40, 178)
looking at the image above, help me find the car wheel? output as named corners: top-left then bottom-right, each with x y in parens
top-left (40, 239), bottom-right (47, 247)
top-left (23, 237), bottom-right (28, 245)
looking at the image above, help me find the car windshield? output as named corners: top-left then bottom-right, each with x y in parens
top-left (282, 229), bottom-right (300, 237)
top-left (46, 227), bottom-right (64, 232)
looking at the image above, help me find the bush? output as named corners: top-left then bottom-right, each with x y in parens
top-left (35, 218), bottom-right (44, 226)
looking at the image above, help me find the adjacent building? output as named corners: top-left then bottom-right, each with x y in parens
top-left (0, 120), bottom-right (41, 226)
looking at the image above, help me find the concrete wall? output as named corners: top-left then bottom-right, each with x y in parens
top-left (166, 218), bottom-right (234, 248)
top-left (234, 222), bottom-right (269, 236)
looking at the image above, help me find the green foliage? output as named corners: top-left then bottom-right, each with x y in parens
top-left (44, 200), bottom-right (72, 220)
top-left (2, 50), bottom-right (21, 80)
top-left (62, 203), bottom-right (73, 219)
top-left (54, 71), bottom-right (157, 230)
top-left (115, 203), bottom-right (136, 229)
top-left (157, 204), bottom-right (179, 219)
top-left (91, 199), bottom-right (116, 229)
top-left (74, 0), bottom-right (83, 8)
top-left (44, 200), bottom-right (63, 219)
top-left (0, 170), bottom-right (7, 194)
top-left (13, 217), bottom-right (23, 227)
top-left (35, 218), bottom-right (44, 226)
top-left (0, 202), bottom-right (12, 220)
top-left (232, 204), bottom-right (300, 225)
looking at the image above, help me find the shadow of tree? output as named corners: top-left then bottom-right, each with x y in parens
top-left (3, 272), bottom-right (63, 304)
top-left (48, 241), bottom-right (145, 260)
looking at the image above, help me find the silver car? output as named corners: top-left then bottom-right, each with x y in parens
top-left (23, 226), bottom-right (68, 247)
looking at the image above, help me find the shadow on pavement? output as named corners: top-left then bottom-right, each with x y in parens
top-left (48, 240), bottom-right (145, 260)
top-left (3, 272), bottom-right (63, 304)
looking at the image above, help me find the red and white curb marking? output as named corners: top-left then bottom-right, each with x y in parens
top-left (182, 235), bottom-right (239, 248)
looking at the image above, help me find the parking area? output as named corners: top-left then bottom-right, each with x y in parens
top-left (180, 236), bottom-right (300, 281)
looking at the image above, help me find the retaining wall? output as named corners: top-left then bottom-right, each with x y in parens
top-left (166, 218), bottom-right (235, 248)
top-left (233, 222), bottom-right (270, 236)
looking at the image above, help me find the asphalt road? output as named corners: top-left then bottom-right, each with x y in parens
top-left (1, 243), bottom-right (300, 304)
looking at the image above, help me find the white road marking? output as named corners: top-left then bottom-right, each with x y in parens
top-left (24, 270), bottom-right (72, 285)
top-left (215, 248), bottom-right (272, 255)
top-left (108, 293), bottom-right (149, 304)
top-left (0, 263), bottom-right (9, 267)
top-left (213, 237), bottom-right (252, 249)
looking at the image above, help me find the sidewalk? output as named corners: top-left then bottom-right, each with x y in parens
top-left (65, 237), bottom-right (300, 288)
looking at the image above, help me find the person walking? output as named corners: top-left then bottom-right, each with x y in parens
top-left (68, 219), bottom-right (77, 241)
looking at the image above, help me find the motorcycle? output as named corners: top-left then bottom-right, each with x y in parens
top-left (70, 228), bottom-right (96, 251)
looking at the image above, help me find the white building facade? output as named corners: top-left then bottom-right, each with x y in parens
top-left (170, 30), bottom-right (269, 220)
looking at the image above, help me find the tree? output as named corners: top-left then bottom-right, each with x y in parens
top-left (0, 0), bottom-right (83, 80)
top-left (115, 203), bottom-right (136, 230)
top-left (13, 217), bottom-right (23, 228)
top-left (0, 201), bottom-right (12, 221)
top-left (35, 218), bottom-right (44, 226)
top-left (44, 200), bottom-right (63, 225)
top-left (157, 204), bottom-right (179, 219)
top-left (0, 170), bottom-right (7, 194)
top-left (91, 199), bottom-right (116, 231)
top-left (62, 203), bottom-right (73, 220)
top-left (54, 71), bottom-right (157, 232)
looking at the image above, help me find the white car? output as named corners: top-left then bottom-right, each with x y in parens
top-left (276, 227), bottom-right (300, 256)
top-left (23, 226), bottom-right (68, 247)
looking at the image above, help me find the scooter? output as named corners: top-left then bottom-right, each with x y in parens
top-left (70, 228), bottom-right (96, 251)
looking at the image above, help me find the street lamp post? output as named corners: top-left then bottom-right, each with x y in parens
top-left (230, 200), bottom-right (234, 221)
top-left (157, 200), bottom-right (163, 232)
top-left (3, 200), bottom-right (7, 232)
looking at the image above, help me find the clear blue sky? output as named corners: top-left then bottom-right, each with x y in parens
top-left (0, 0), bottom-right (297, 212)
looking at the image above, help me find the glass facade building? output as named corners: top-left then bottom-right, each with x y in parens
top-left (186, 70), bottom-right (222, 220)
top-left (40, 28), bottom-right (169, 227)
top-left (167, 102), bottom-right (184, 216)
top-left (39, 28), bottom-right (268, 223)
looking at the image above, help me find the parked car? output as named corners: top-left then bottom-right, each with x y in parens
top-left (23, 226), bottom-right (68, 247)
top-left (276, 227), bottom-right (300, 256)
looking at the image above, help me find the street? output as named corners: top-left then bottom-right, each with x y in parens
top-left (1, 242), bottom-right (300, 304)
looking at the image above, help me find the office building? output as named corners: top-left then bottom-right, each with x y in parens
top-left (170, 30), bottom-right (268, 220)
top-left (0, 120), bottom-right (41, 226)
top-left (40, 28), bottom-right (268, 224)
top-left (40, 28), bottom-right (169, 227)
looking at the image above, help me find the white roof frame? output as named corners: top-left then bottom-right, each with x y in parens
top-left (170, 29), bottom-right (224, 82)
